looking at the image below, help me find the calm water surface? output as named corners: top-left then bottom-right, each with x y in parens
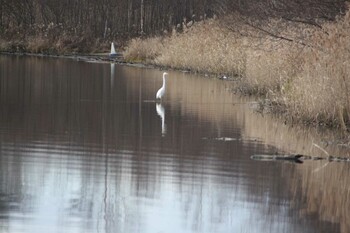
top-left (0, 55), bottom-right (348, 233)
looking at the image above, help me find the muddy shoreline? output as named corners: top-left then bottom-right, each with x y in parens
top-left (0, 51), bottom-right (236, 79)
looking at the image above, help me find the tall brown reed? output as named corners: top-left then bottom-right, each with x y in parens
top-left (123, 37), bottom-right (164, 63)
top-left (286, 10), bottom-right (350, 128)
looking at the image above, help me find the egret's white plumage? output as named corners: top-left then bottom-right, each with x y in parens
top-left (156, 72), bottom-right (168, 100)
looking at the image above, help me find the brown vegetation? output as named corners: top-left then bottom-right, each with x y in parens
top-left (1, 0), bottom-right (349, 129)
top-left (287, 12), bottom-right (350, 129)
top-left (0, 0), bottom-right (217, 54)
top-left (1, 0), bottom-right (347, 54)
top-left (123, 37), bottom-right (164, 62)
top-left (123, 6), bottom-right (350, 130)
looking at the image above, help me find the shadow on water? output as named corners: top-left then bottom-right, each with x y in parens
top-left (0, 55), bottom-right (348, 233)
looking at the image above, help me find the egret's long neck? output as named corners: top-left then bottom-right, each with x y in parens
top-left (162, 75), bottom-right (167, 88)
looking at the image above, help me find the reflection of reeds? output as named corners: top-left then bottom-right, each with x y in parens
top-left (239, 90), bottom-right (350, 232)
top-left (290, 162), bottom-right (350, 233)
top-left (161, 70), bottom-right (350, 232)
top-left (124, 9), bottom-right (350, 128)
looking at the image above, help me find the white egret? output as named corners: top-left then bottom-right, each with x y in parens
top-left (156, 72), bottom-right (168, 100)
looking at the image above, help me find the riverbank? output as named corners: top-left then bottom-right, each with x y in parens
top-left (1, 8), bottom-right (349, 132)
top-left (123, 10), bottom-right (350, 131)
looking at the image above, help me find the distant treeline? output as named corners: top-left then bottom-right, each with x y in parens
top-left (0, 0), bottom-right (347, 53)
top-left (0, 0), bottom-right (347, 38)
top-left (0, 0), bottom-right (217, 39)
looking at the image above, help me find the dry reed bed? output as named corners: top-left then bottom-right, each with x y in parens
top-left (123, 10), bottom-right (350, 129)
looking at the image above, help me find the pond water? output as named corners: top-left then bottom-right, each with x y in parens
top-left (0, 55), bottom-right (348, 233)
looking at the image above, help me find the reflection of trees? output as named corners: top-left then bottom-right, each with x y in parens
top-left (0, 155), bottom-right (25, 223)
top-left (0, 56), bottom-right (344, 232)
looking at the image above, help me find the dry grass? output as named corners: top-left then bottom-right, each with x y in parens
top-left (286, 11), bottom-right (350, 128)
top-left (123, 37), bottom-right (164, 63)
top-left (124, 20), bottom-right (246, 76)
top-left (123, 8), bottom-right (350, 129)
top-left (26, 37), bottom-right (53, 54)
top-left (155, 20), bottom-right (246, 77)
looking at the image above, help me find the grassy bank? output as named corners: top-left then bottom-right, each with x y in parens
top-left (123, 10), bottom-right (350, 130)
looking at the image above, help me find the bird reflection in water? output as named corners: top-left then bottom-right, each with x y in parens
top-left (110, 63), bottom-right (115, 86)
top-left (156, 103), bottom-right (166, 136)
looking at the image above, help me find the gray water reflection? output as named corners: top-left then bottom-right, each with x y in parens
top-left (0, 55), bottom-right (341, 233)
top-left (156, 103), bottom-right (166, 136)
